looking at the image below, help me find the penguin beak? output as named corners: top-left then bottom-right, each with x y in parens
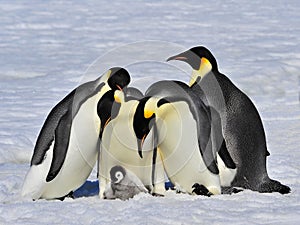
top-left (133, 97), bottom-right (156, 159)
top-left (141, 134), bottom-right (147, 148)
top-left (116, 84), bottom-right (122, 91)
top-left (103, 117), bottom-right (111, 129)
top-left (137, 134), bottom-right (148, 158)
top-left (137, 114), bottom-right (156, 159)
top-left (137, 109), bottom-right (154, 158)
top-left (167, 51), bottom-right (189, 62)
top-left (167, 50), bottom-right (202, 73)
top-left (166, 55), bottom-right (187, 62)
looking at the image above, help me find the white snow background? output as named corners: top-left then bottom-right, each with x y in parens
top-left (0, 0), bottom-right (300, 224)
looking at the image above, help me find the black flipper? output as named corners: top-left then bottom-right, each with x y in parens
top-left (189, 84), bottom-right (219, 174)
top-left (31, 91), bottom-right (75, 166)
top-left (195, 104), bottom-right (218, 174)
top-left (46, 111), bottom-right (72, 182)
top-left (31, 81), bottom-right (105, 167)
top-left (208, 106), bottom-right (236, 169)
top-left (218, 140), bottom-right (236, 169)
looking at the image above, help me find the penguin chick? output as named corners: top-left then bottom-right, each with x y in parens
top-left (103, 165), bottom-right (149, 200)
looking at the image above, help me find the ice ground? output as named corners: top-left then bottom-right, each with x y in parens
top-left (0, 0), bottom-right (300, 224)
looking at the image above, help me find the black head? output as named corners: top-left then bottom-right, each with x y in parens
top-left (167, 46), bottom-right (218, 72)
top-left (133, 97), bottom-right (155, 158)
top-left (110, 165), bottom-right (126, 184)
top-left (108, 67), bottom-right (131, 90)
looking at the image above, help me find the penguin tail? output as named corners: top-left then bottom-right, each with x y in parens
top-left (258, 179), bottom-right (291, 194)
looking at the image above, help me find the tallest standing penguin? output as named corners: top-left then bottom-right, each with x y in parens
top-left (22, 67), bottom-right (130, 200)
top-left (167, 46), bottom-right (290, 194)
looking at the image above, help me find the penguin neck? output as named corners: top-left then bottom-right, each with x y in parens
top-left (189, 67), bottom-right (212, 86)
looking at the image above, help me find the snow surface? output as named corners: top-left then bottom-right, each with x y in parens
top-left (1, 0), bottom-right (300, 224)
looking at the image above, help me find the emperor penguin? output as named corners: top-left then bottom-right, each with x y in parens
top-left (98, 90), bottom-right (166, 198)
top-left (167, 46), bottom-right (290, 194)
top-left (145, 80), bottom-right (238, 192)
top-left (134, 81), bottom-right (223, 196)
top-left (103, 165), bottom-right (148, 200)
top-left (21, 67), bottom-right (130, 200)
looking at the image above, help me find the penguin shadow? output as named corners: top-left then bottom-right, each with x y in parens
top-left (73, 180), bottom-right (99, 198)
top-left (73, 180), bottom-right (242, 199)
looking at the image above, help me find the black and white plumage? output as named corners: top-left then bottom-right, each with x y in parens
top-left (21, 67), bottom-right (130, 200)
top-left (133, 88), bottom-right (222, 196)
top-left (167, 46), bottom-right (290, 194)
top-left (103, 165), bottom-right (148, 200)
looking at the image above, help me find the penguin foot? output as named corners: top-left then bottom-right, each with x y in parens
top-left (258, 179), bottom-right (291, 194)
top-left (56, 196), bottom-right (66, 201)
top-left (56, 191), bottom-right (74, 201)
top-left (192, 183), bottom-right (212, 197)
top-left (221, 186), bottom-right (243, 195)
top-left (152, 193), bottom-right (164, 197)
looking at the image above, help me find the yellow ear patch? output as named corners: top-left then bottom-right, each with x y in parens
top-left (144, 110), bottom-right (154, 119)
top-left (144, 97), bottom-right (157, 118)
top-left (114, 91), bottom-right (122, 103)
top-left (189, 57), bottom-right (212, 86)
top-left (114, 95), bottom-right (121, 103)
top-left (201, 57), bottom-right (211, 68)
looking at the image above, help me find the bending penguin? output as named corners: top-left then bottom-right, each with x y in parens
top-left (134, 81), bottom-right (225, 196)
top-left (167, 46), bottom-right (290, 194)
top-left (144, 80), bottom-right (237, 192)
top-left (21, 67), bottom-right (130, 200)
top-left (103, 165), bottom-right (148, 200)
top-left (98, 90), bottom-right (166, 198)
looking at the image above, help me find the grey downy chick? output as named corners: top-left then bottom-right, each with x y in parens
top-left (103, 165), bottom-right (149, 200)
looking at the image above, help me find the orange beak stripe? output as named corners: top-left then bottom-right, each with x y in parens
top-left (103, 117), bottom-right (111, 129)
top-left (174, 56), bottom-right (187, 61)
top-left (116, 85), bottom-right (122, 91)
top-left (141, 134), bottom-right (147, 148)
